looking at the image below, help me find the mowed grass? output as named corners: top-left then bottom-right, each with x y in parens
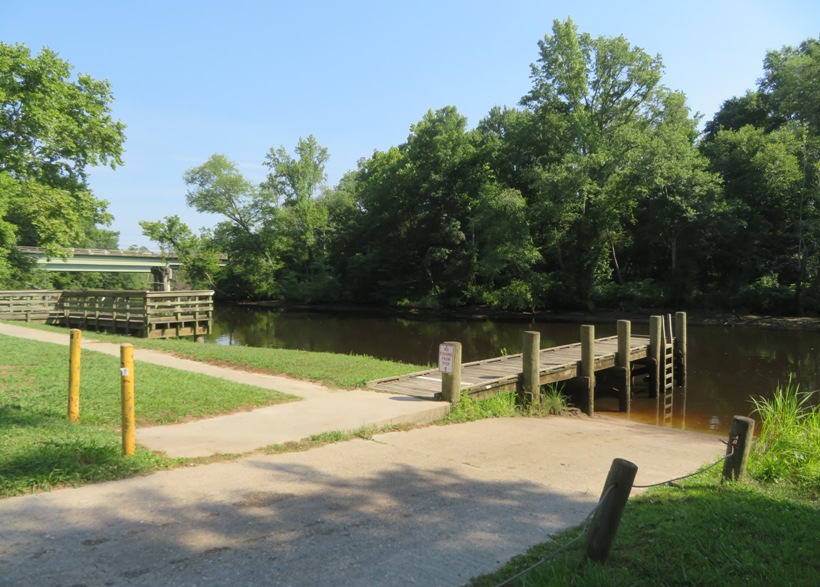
top-left (0, 334), bottom-right (297, 496)
top-left (0, 321), bottom-right (429, 388)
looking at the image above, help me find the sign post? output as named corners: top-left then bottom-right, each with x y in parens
top-left (439, 342), bottom-right (462, 403)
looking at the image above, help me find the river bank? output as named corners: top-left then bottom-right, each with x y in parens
top-left (234, 300), bottom-right (820, 331)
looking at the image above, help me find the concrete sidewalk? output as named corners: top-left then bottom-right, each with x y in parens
top-left (0, 322), bottom-right (450, 456)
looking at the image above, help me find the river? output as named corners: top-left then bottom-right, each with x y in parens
top-left (205, 305), bottom-right (820, 436)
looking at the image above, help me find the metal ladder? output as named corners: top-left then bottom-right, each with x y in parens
top-left (662, 314), bottom-right (675, 424)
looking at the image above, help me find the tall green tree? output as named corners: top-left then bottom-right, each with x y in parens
top-left (261, 135), bottom-right (334, 300)
top-left (0, 42), bottom-right (125, 282)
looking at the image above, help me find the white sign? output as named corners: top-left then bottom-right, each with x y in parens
top-left (438, 343), bottom-right (456, 374)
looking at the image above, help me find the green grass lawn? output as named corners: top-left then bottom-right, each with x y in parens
top-left (0, 321), bottom-right (428, 388)
top-left (0, 334), bottom-right (299, 496)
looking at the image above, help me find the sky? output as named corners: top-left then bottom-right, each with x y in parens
top-left (3, 0), bottom-right (819, 250)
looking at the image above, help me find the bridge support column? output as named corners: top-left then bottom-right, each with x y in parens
top-left (150, 266), bottom-right (173, 292)
top-left (521, 331), bottom-right (541, 405)
top-left (581, 325), bottom-right (595, 416)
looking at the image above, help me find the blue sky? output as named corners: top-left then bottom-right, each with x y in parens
top-left (3, 0), bottom-right (819, 249)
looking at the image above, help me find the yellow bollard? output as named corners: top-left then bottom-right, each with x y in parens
top-left (120, 343), bottom-right (135, 456)
top-left (68, 329), bottom-right (82, 422)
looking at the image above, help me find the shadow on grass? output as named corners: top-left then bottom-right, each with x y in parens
top-left (471, 479), bottom-right (820, 586)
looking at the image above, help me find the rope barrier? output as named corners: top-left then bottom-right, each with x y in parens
top-left (494, 439), bottom-right (734, 587)
top-left (495, 485), bottom-right (614, 587)
top-left (633, 444), bottom-right (735, 489)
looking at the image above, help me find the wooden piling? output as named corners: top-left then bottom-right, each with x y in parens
top-left (675, 311), bottom-right (687, 386)
top-left (521, 331), bottom-right (541, 405)
top-left (585, 458), bottom-right (638, 562)
top-left (581, 325), bottom-right (595, 416)
top-left (440, 341), bottom-right (462, 404)
top-left (616, 320), bottom-right (631, 412)
top-left (722, 416), bottom-right (755, 482)
top-left (120, 343), bottom-right (136, 456)
top-left (649, 316), bottom-right (663, 406)
top-left (68, 329), bottom-right (81, 422)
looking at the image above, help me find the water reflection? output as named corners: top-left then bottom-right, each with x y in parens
top-left (207, 305), bottom-right (820, 436)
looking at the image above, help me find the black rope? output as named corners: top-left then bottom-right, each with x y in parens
top-left (494, 439), bottom-right (734, 586)
top-left (633, 444), bottom-right (734, 489)
top-left (494, 485), bottom-right (614, 587)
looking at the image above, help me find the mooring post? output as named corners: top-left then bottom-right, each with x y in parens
top-left (585, 458), bottom-right (638, 562)
top-left (120, 343), bottom-right (136, 456)
top-left (649, 316), bottom-right (663, 411)
top-left (581, 325), bottom-right (595, 416)
top-left (674, 311), bottom-right (687, 387)
top-left (616, 320), bottom-right (631, 412)
top-left (722, 415), bottom-right (755, 482)
top-left (68, 329), bottom-right (82, 422)
top-left (521, 331), bottom-right (541, 405)
top-left (440, 341), bottom-right (462, 404)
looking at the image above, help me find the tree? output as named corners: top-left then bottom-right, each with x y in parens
top-left (703, 36), bottom-right (820, 312)
top-left (182, 154), bottom-right (280, 298)
top-left (261, 135), bottom-right (334, 299)
top-left (521, 18), bottom-right (667, 307)
top-left (139, 215), bottom-right (221, 289)
top-left (0, 42), bottom-right (125, 285)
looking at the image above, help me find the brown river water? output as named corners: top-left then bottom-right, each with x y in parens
top-left (206, 305), bottom-right (820, 436)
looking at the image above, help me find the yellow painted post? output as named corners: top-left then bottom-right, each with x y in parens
top-left (68, 329), bottom-right (82, 422)
top-left (120, 343), bottom-right (136, 456)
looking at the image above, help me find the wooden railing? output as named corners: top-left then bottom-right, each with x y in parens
top-left (0, 290), bottom-right (64, 322)
top-left (0, 290), bottom-right (214, 338)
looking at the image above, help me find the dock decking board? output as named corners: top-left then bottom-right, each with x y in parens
top-left (368, 334), bottom-right (653, 399)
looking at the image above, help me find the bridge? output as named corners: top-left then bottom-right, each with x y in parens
top-left (16, 246), bottom-right (181, 273)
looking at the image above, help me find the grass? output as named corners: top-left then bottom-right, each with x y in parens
top-left (0, 334), bottom-right (297, 496)
top-left (0, 320), bottom-right (428, 388)
top-left (750, 375), bottom-right (820, 495)
top-left (469, 376), bottom-right (820, 586)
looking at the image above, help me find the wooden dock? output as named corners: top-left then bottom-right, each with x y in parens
top-left (369, 335), bottom-right (650, 399)
top-left (0, 289), bottom-right (214, 338)
top-left (368, 314), bottom-right (687, 418)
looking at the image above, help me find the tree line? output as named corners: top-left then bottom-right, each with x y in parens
top-left (2, 19), bottom-right (819, 314)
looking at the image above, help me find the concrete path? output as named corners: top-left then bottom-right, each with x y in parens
top-left (0, 323), bottom-right (450, 457)
top-left (0, 323), bottom-right (727, 586)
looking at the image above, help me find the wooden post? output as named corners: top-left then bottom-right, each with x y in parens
top-left (581, 325), bottom-right (595, 416)
top-left (585, 458), bottom-right (638, 562)
top-left (722, 416), bottom-right (755, 482)
top-left (649, 315), bottom-right (663, 405)
top-left (674, 311), bottom-right (687, 387)
top-left (616, 320), bottom-right (631, 413)
top-left (521, 331), bottom-right (541, 405)
top-left (120, 343), bottom-right (136, 456)
top-left (68, 329), bottom-right (81, 422)
top-left (440, 341), bottom-right (462, 404)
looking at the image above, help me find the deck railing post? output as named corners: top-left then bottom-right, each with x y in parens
top-left (521, 331), bottom-right (541, 405)
top-left (440, 341), bottom-right (462, 404)
top-left (616, 320), bottom-right (631, 412)
top-left (581, 325), bottom-right (595, 416)
top-left (675, 311), bottom-right (687, 387)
